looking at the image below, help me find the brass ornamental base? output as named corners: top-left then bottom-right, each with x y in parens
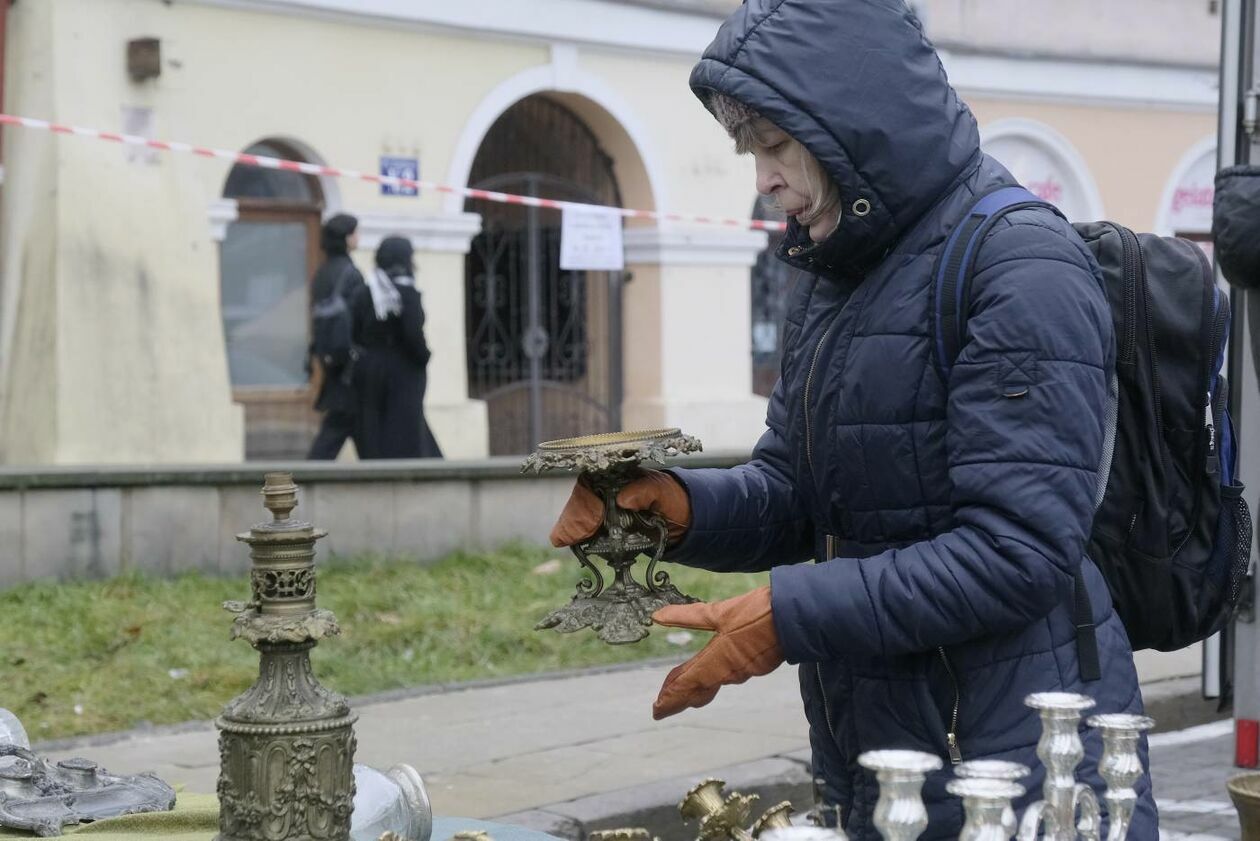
top-left (523, 429), bottom-right (702, 645)
top-left (216, 473), bottom-right (357, 841)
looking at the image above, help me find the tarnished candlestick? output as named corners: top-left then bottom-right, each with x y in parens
top-left (750, 802), bottom-right (795, 838)
top-left (1087, 714), bottom-right (1154, 841)
top-left (856, 750), bottom-right (942, 841)
top-left (1016, 693), bottom-right (1096, 841)
top-left (946, 778), bottom-right (1025, 841)
top-left (956, 759), bottom-right (1029, 837)
top-left (216, 473), bottom-right (357, 841)
top-left (523, 429), bottom-right (702, 644)
top-left (679, 778), bottom-right (758, 841)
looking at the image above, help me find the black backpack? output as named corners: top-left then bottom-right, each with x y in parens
top-left (311, 263), bottom-right (358, 375)
top-left (933, 186), bottom-right (1253, 677)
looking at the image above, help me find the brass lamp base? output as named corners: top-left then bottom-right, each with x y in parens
top-left (524, 429), bottom-right (702, 645)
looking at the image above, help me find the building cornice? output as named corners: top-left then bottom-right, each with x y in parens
top-left (181, 0), bottom-right (723, 57)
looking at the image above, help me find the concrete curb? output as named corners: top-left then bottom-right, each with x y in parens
top-left (492, 676), bottom-right (1227, 841)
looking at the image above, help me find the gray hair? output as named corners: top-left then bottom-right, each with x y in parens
top-left (708, 93), bottom-right (842, 230)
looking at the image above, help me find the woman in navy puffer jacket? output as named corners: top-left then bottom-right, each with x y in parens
top-left (551, 2), bottom-right (1157, 838)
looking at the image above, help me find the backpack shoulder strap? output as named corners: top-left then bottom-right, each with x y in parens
top-left (931, 185), bottom-right (1102, 681)
top-left (931, 186), bottom-right (1048, 382)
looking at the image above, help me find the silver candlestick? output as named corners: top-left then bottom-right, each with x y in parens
top-left (1087, 714), bottom-right (1154, 841)
top-left (955, 759), bottom-right (1029, 837)
top-left (946, 777), bottom-right (1026, 841)
top-left (760, 828), bottom-right (848, 841)
top-left (856, 750), bottom-right (941, 841)
top-left (1016, 692), bottom-right (1097, 841)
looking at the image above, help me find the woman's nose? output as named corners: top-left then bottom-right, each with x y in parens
top-left (755, 158), bottom-right (783, 196)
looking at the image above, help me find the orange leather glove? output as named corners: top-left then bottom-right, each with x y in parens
top-left (549, 469), bottom-right (691, 548)
top-left (650, 585), bottom-right (784, 720)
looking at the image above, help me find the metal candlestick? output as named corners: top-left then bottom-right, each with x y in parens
top-left (523, 429), bottom-right (702, 644)
top-left (761, 829), bottom-right (848, 841)
top-left (679, 778), bottom-right (759, 841)
top-left (1087, 714), bottom-right (1154, 841)
top-left (1016, 693), bottom-right (1098, 841)
top-left (216, 473), bottom-right (357, 841)
top-left (856, 750), bottom-right (942, 841)
top-left (955, 759), bottom-right (1029, 837)
top-left (750, 802), bottom-right (795, 838)
top-left (946, 777), bottom-right (1026, 841)
top-left (685, 697), bottom-right (1154, 841)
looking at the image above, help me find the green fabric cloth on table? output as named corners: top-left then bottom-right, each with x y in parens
top-left (0, 793), bottom-right (218, 839)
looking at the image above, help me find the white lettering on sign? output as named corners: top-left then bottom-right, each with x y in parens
top-left (560, 206), bottom-right (625, 272)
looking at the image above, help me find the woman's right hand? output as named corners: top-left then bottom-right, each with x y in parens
top-left (549, 469), bottom-right (692, 548)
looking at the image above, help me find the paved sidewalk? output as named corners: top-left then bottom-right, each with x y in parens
top-left (38, 662), bottom-right (1248, 840)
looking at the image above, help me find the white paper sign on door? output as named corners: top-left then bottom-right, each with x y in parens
top-left (560, 206), bottom-right (625, 271)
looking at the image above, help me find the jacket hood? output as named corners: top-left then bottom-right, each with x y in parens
top-left (690, 0), bottom-right (981, 278)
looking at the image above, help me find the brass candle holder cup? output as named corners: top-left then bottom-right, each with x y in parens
top-left (523, 428), bottom-right (702, 645)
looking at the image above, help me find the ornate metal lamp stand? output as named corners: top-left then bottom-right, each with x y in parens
top-left (523, 429), bottom-right (702, 645)
top-left (216, 473), bottom-right (357, 841)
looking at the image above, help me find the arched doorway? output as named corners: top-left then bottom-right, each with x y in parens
top-left (219, 139), bottom-right (324, 460)
top-left (749, 201), bottom-right (793, 397)
top-left (464, 95), bottom-right (624, 455)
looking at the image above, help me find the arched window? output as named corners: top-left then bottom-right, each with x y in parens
top-left (1157, 137), bottom-right (1218, 262)
top-left (219, 139), bottom-right (324, 459)
top-left (980, 119), bottom-right (1105, 222)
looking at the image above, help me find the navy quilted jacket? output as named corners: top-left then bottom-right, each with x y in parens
top-left (667, 1), bottom-right (1158, 838)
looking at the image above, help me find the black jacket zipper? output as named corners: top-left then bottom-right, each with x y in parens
top-left (938, 647), bottom-right (962, 763)
top-left (815, 662), bottom-right (838, 747)
top-left (804, 318), bottom-right (840, 475)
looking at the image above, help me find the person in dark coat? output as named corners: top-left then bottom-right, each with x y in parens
top-left (351, 236), bottom-right (442, 460)
top-left (307, 213), bottom-right (365, 459)
top-left (549, 2), bottom-right (1156, 839)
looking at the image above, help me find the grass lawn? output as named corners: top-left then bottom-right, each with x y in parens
top-left (0, 545), bottom-right (768, 742)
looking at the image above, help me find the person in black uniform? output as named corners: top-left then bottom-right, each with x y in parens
top-left (350, 236), bottom-right (442, 459)
top-left (307, 213), bottom-right (364, 460)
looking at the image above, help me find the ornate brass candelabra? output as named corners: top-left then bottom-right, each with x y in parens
top-left (216, 473), bottom-right (357, 841)
top-left (678, 779), bottom-right (804, 841)
top-left (523, 429), bottom-right (702, 644)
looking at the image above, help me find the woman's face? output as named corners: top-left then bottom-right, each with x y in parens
top-left (749, 119), bottom-right (841, 243)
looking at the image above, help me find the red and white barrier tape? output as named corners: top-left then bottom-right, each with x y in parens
top-left (0, 112), bottom-right (788, 233)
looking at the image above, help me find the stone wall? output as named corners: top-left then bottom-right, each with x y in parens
top-left (0, 455), bottom-right (737, 587)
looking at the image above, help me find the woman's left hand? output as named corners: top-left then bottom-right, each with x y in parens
top-left (650, 586), bottom-right (784, 720)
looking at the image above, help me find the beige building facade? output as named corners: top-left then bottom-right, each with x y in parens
top-left (0, 0), bottom-right (1225, 464)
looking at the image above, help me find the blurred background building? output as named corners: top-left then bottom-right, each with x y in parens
top-left (0, 0), bottom-right (1225, 463)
